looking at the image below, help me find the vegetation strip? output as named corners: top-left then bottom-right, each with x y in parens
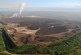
top-left (0, 29), bottom-right (4, 51)
top-left (48, 32), bottom-right (81, 55)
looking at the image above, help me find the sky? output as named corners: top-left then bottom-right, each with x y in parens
top-left (0, 0), bottom-right (81, 11)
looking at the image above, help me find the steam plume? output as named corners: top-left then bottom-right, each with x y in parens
top-left (10, 2), bottom-right (26, 18)
top-left (19, 2), bottom-right (26, 15)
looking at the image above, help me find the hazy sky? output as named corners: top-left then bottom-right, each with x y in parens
top-left (0, 0), bottom-right (81, 11)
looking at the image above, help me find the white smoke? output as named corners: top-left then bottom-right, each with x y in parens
top-left (12, 13), bottom-right (18, 17)
top-left (10, 2), bottom-right (26, 18)
top-left (10, 13), bottom-right (18, 18)
top-left (19, 2), bottom-right (26, 15)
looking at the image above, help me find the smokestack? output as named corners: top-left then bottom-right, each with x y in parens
top-left (19, 2), bottom-right (26, 15)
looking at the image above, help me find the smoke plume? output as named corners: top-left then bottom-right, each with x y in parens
top-left (10, 2), bottom-right (26, 18)
top-left (19, 2), bottom-right (26, 15)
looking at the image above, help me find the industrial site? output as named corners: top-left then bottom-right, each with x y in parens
top-left (0, 0), bottom-right (81, 55)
